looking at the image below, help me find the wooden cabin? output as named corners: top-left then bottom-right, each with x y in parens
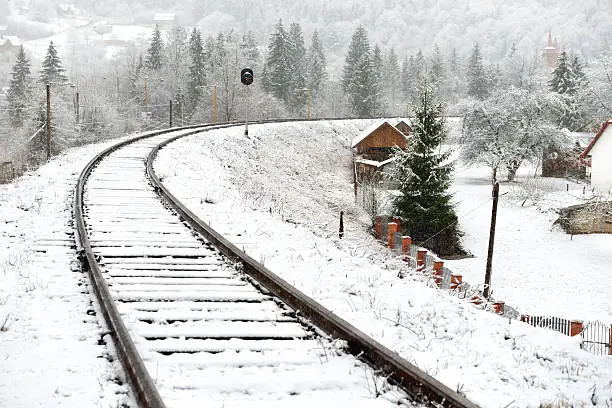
top-left (352, 121), bottom-right (408, 183)
top-left (352, 121), bottom-right (407, 161)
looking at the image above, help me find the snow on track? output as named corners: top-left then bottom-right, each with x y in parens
top-left (82, 131), bottom-right (411, 407)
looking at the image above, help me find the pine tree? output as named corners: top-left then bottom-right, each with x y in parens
top-left (40, 41), bottom-right (68, 85)
top-left (187, 28), bottom-right (206, 112)
top-left (307, 30), bottom-right (327, 97)
top-left (372, 45), bottom-right (385, 113)
top-left (467, 43), bottom-right (489, 100)
top-left (550, 52), bottom-right (590, 130)
top-left (549, 51), bottom-right (574, 94)
top-left (389, 81), bottom-right (462, 256)
top-left (384, 48), bottom-right (401, 109)
top-left (145, 24), bottom-right (163, 71)
top-left (430, 44), bottom-right (446, 92)
top-left (7, 45), bottom-right (32, 127)
top-left (288, 22), bottom-right (307, 112)
top-left (342, 26), bottom-right (379, 117)
top-left (264, 20), bottom-right (292, 103)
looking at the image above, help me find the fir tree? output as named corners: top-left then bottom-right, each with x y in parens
top-left (288, 22), bottom-right (307, 112)
top-left (264, 20), bottom-right (292, 103)
top-left (549, 52), bottom-right (589, 130)
top-left (40, 41), bottom-right (68, 85)
top-left (430, 44), bottom-right (446, 91)
top-left (372, 44), bottom-right (385, 113)
top-left (307, 30), bottom-right (327, 97)
top-left (384, 48), bottom-right (401, 108)
top-left (467, 43), bottom-right (489, 100)
top-left (389, 81), bottom-right (462, 256)
top-left (342, 26), bottom-right (379, 117)
top-left (7, 45), bottom-right (32, 127)
top-left (145, 24), bottom-right (163, 71)
top-left (187, 28), bottom-right (206, 112)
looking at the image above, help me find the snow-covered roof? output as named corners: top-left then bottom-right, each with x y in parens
top-left (354, 156), bottom-right (396, 167)
top-left (351, 120), bottom-right (403, 148)
top-left (580, 119), bottom-right (612, 161)
top-left (0, 36), bottom-right (22, 47)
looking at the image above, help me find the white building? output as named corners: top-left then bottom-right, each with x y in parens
top-left (580, 119), bottom-right (612, 193)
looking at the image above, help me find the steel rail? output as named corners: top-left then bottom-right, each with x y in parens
top-left (146, 121), bottom-right (481, 408)
top-left (74, 124), bottom-right (211, 408)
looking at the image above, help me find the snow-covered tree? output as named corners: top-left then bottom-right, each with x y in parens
top-left (307, 30), bottom-right (327, 97)
top-left (40, 41), bottom-right (68, 85)
top-left (288, 22), bottom-right (307, 112)
top-left (145, 24), bottom-right (163, 71)
top-left (462, 88), bottom-right (566, 182)
top-left (264, 20), bottom-right (292, 104)
top-left (383, 48), bottom-right (401, 111)
top-left (389, 80), bottom-right (462, 256)
top-left (187, 28), bottom-right (206, 113)
top-left (342, 26), bottom-right (379, 117)
top-left (7, 45), bottom-right (33, 127)
top-left (466, 43), bottom-right (489, 100)
top-left (549, 51), bottom-right (591, 130)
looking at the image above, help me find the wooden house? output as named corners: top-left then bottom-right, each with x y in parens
top-left (352, 120), bottom-right (408, 183)
top-left (395, 120), bottom-right (412, 136)
top-left (579, 119), bottom-right (612, 192)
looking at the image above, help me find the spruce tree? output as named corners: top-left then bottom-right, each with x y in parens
top-left (430, 44), bottom-right (446, 92)
top-left (264, 20), bottom-right (292, 103)
top-left (389, 81), bottom-right (462, 256)
top-left (40, 41), bottom-right (68, 85)
top-left (288, 22), bottom-right (307, 112)
top-left (187, 28), bottom-right (206, 112)
top-left (384, 48), bottom-right (401, 108)
top-left (307, 30), bottom-right (327, 97)
top-left (145, 24), bottom-right (163, 71)
top-left (467, 43), bottom-right (489, 100)
top-left (7, 45), bottom-right (32, 127)
top-left (342, 26), bottom-right (379, 117)
top-left (549, 51), bottom-right (574, 94)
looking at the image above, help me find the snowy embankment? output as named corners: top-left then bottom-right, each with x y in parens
top-left (155, 120), bottom-right (612, 408)
top-left (0, 140), bottom-right (131, 408)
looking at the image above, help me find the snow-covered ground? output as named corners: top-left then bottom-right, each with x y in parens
top-left (0, 139), bottom-right (133, 408)
top-left (154, 120), bottom-right (612, 408)
top-left (1, 120), bottom-right (610, 408)
top-left (447, 164), bottom-right (612, 324)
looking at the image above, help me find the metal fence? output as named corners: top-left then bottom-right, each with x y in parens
top-left (525, 316), bottom-right (572, 336)
top-left (582, 321), bottom-right (612, 356)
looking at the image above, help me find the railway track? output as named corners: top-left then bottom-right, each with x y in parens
top-left (74, 122), bottom-right (480, 408)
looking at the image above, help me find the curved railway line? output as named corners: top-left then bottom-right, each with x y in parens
top-left (73, 121), bottom-right (480, 408)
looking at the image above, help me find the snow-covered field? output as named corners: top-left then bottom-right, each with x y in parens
top-left (0, 139), bottom-right (132, 408)
top-left (0, 120), bottom-right (610, 408)
top-left (154, 120), bottom-right (612, 407)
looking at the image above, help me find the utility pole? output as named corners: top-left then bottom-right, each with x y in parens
top-left (169, 99), bottom-right (173, 127)
top-left (483, 182), bottom-right (500, 299)
top-left (46, 84), bottom-right (51, 160)
top-left (75, 91), bottom-right (80, 124)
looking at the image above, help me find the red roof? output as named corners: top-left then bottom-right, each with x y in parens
top-left (579, 119), bottom-right (612, 166)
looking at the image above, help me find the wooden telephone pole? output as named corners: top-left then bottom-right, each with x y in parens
top-left (483, 182), bottom-right (500, 299)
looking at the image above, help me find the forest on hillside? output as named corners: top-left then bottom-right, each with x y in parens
top-left (0, 0), bottom-right (610, 181)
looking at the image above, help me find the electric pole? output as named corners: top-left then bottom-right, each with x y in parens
top-left (483, 182), bottom-right (500, 299)
top-left (46, 84), bottom-right (51, 160)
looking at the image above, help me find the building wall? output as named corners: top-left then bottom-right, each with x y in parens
top-left (590, 127), bottom-right (612, 193)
